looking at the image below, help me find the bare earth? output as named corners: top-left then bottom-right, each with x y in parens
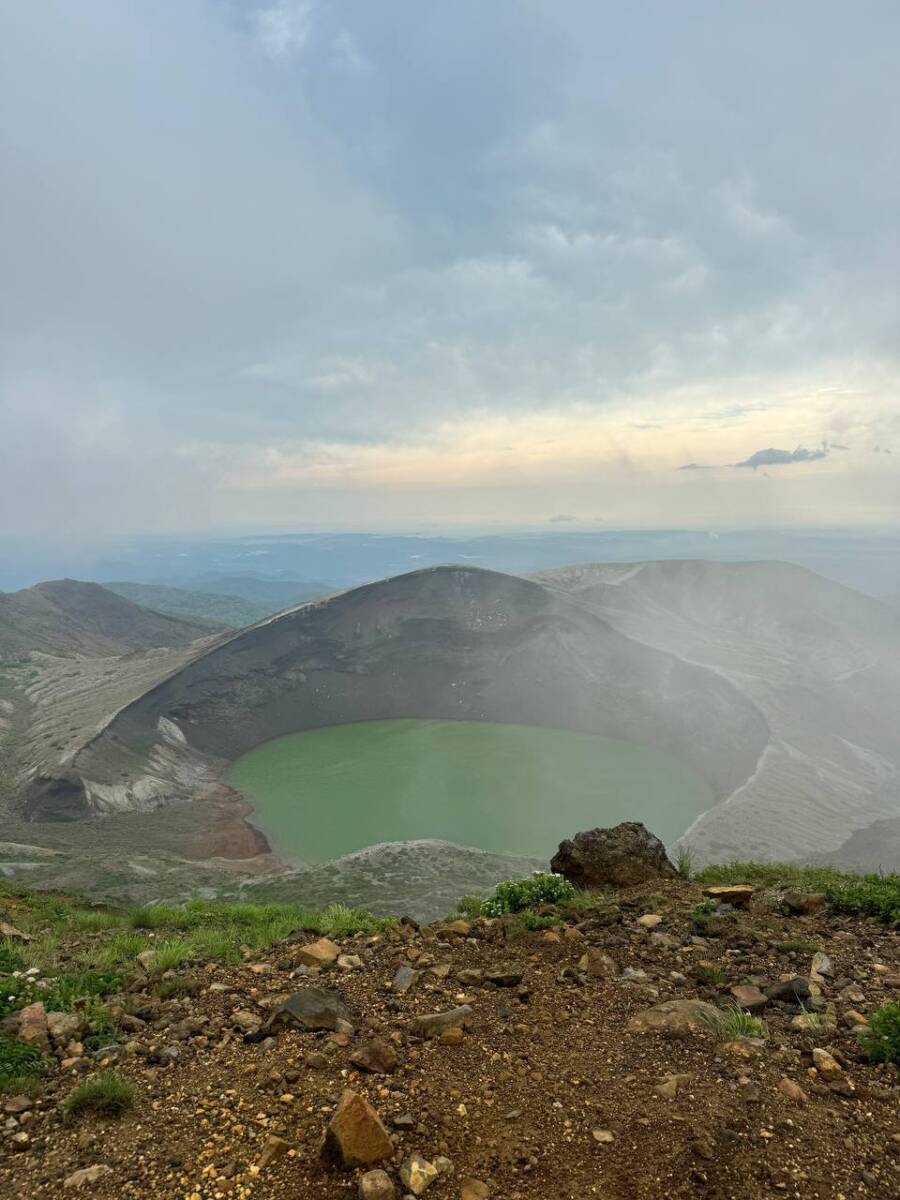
top-left (1, 877), bottom-right (898, 1200)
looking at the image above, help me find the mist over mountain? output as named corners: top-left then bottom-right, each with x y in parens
top-left (1, 559), bottom-right (897, 910)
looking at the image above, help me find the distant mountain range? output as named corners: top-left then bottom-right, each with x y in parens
top-left (105, 578), bottom-right (332, 630)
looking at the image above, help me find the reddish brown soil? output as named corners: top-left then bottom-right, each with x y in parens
top-left (2, 879), bottom-right (898, 1200)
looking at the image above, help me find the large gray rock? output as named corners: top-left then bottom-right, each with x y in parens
top-left (551, 822), bottom-right (676, 889)
top-left (266, 988), bottom-right (353, 1033)
top-left (626, 998), bottom-right (719, 1036)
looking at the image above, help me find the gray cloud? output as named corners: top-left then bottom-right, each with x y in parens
top-left (1, 2), bottom-right (898, 534)
top-left (735, 446), bottom-right (828, 469)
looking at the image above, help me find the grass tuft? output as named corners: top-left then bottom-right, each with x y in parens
top-left (674, 845), bottom-right (695, 879)
top-left (700, 1001), bottom-right (766, 1041)
top-left (63, 1070), bottom-right (134, 1118)
top-left (0, 1037), bottom-right (45, 1093)
top-left (0, 939), bottom-right (25, 974)
top-left (859, 1002), bottom-right (900, 1065)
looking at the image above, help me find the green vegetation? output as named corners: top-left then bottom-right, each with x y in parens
top-left (228, 718), bottom-right (716, 861)
top-left (0, 938), bottom-right (25, 973)
top-left (793, 1004), bottom-right (827, 1034)
top-left (104, 581), bottom-right (266, 629)
top-left (461, 872), bottom-right (576, 918)
top-left (774, 938), bottom-right (820, 955)
top-left (692, 963), bottom-right (729, 988)
top-left (674, 845), bottom-right (695, 879)
top-left (860, 1002), bottom-right (900, 1065)
top-left (700, 1001), bottom-right (766, 1041)
top-left (156, 974), bottom-right (200, 1000)
top-left (695, 861), bottom-right (900, 924)
top-left (0, 1037), bottom-right (45, 1093)
top-left (63, 1070), bottom-right (134, 1118)
top-left (82, 898), bottom-right (394, 974)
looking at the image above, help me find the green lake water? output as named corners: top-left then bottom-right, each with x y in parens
top-left (226, 719), bottom-right (715, 863)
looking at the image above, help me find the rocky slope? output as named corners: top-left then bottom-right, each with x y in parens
top-left (0, 865), bottom-right (898, 1199)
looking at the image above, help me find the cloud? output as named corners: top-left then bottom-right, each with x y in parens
top-left (253, 1), bottom-right (315, 59)
top-left (735, 446), bottom-right (828, 469)
top-left (0, 2), bottom-right (898, 535)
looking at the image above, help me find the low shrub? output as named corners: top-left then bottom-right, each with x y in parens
top-left (826, 876), bottom-right (900, 925)
top-left (860, 1002), bottom-right (900, 1065)
top-left (44, 970), bottom-right (122, 1011)
top-left (0, 1037), bottom-right (45, 1093)
top-left (63, 1070), bottom-right (134, 1118)
top-left (0, 939), bottom-right (25, 974)
top-left (468, 872), bottom-right (576, 917)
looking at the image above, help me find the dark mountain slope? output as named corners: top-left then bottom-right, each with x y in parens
top-left (45, 566), bottom-right (767, 820)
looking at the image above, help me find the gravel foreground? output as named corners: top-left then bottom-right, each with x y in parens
top-left (1, 877), bottom-right (898, 1200)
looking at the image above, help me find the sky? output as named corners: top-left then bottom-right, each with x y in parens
top-left (1, 1), bottom-right (898, 535)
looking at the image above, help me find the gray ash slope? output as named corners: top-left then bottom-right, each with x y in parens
top-left (535, 560), bottom-right (900, 868)
top-left (9, 561), bottom-right (900, 876)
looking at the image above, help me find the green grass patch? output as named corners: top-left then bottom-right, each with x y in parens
top-left (0, 1037), bottom-right (45, 1093)
top-left (63, 1070), bottom-right (134, 1118)
top-left (44, 970), bottom-right (122, 1011)
top-left (0, 939), bottom-right (25, 974)
top-left (774, 938), bottom-right (819, 956)
top-left (699, 1001), bottom-right (766, 1041)
top-left (123, 898), bottom-right (394, 967)
top-left (860, 1002), bottom-right (900, 1065)
top-left (692, 963), bottom-right (729, 988)
top-left (695, 861), bottom-right (900, 924)
top-left (156, 974), bottom-right (200, 1000)
top-left (67, 908), bottom-right (126, 933)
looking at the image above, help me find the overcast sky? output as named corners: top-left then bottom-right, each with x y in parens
top-left (2, 1), bottom-right (898, 535)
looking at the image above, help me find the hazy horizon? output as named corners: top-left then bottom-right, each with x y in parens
top-left (2, 2), bottom-right (898, 537)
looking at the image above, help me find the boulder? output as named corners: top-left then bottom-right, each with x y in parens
top-left (626, 998), bottom-right (718, 1036)
top-left (391, 965), bottom-right (418, 994)
top-left (578, 948), bottom-right (619, 979)
top-left (782, 891), bottom-right (826, 916)
top-left (410, 1005), bottom-right (473, 1039)
top-left (484, 967), bottom-right (523, 988)
top-left (350, 1038), bottom-right (398, 1074)
top-left (17, 1002), bottom-right (49, 1051)
top-left (701, 885), bottom-right (753, 907)
top-left (46, 1011), bottom-right (82, 1046)
top-left (267, 988), bottom-right (353, 1033)
top-left (256, 1134), bottom-right (293, 1170)
top-left (730, 985), bottom-right (768, 1012)
top-left (295, 937), bottom-right (340, 968)
top-left (321, 1089), bottom-right (393, 1169)
top-left (765, 977), bottom-right (811, 1005)
top-left (550, 822), bottom-right (676, 889)
top-left (399, 1155), bottom-right (439, 1196)
top-left (460, 1183), bottom-right (491, 1200)
top-left (0, 922), bottom-right (32, 942)
top-left (359, 1169), bottom-right (396, 1199)
top-left (63, 1165), bottom-right (111, 1188)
